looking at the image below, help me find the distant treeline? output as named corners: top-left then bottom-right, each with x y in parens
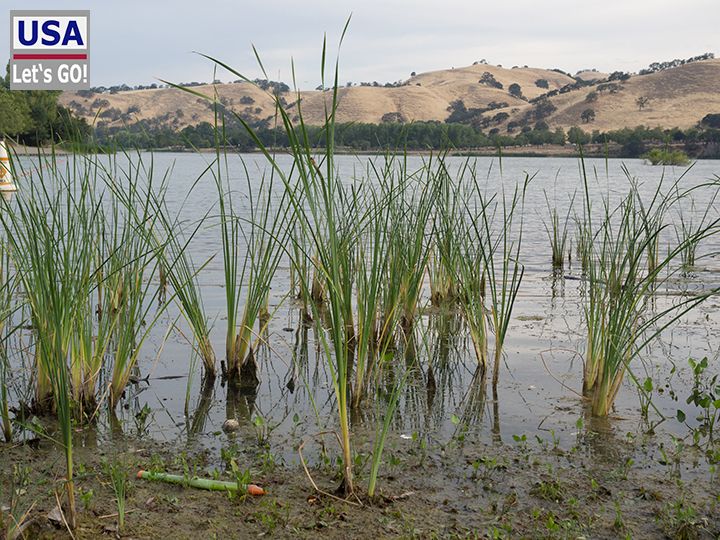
top-left (94, 117), bottom-right (720, 158)
top-left (78, 79), bottom-right (292, 96)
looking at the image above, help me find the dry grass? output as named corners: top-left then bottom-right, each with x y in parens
top-left (524, 59), bottom-right (720, 132)
top-left (59, 59), bottom-right (720, 132)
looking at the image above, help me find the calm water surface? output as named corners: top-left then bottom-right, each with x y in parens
top-left (8, 153), bottom-right (720, 473)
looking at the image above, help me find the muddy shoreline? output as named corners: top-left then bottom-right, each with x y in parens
top-left (2, 423), bottom-right (718, 539)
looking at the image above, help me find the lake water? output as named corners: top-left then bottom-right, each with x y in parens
top-left (7, 152), bottom-right (720, 473)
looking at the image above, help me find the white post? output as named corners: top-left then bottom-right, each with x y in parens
top-left (0, 139), bottom-right (18, 192)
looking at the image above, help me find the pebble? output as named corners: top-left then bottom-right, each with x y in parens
top-left (222, 419), bottom-right (240, 432)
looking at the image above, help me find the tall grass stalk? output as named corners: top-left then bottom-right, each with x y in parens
top-left (389, 161), bottom-right (434, 333)
top-left (70, 295), bottom-right (115, 415)
top-left (100, 155), bottom-right (170, 409)
top-left (106, 460), bottom-right (127, 532)
top-left (542, 190), bottom-right (574, 269)
top-left (211, 145), bottom-right (243, 371)
top-left (0, 151), bottom-right (106, 528)
top-left (674, 187), bottom-right (719, 271)
top-left (352, 183), bottom-right (392, 408)
top-left (430, 161), bottom-right (467, 306)
top-left (146, 171), bottom-right (216, 378)
top-left (465, 173), bottom-right (530, 388)
top-left (457, 240), bottom-right (489, 370)
top-left (579, 162), bottom-right (720, 416)
top-left (0, 242), bottom-right (13, 442)
top-left (230, 168), bottom-right (293, 382)
top-left (184, 27), bottom-right (363, 494)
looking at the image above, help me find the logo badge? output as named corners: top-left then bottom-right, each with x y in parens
top-left (10, 10), bottom-right (90, 90)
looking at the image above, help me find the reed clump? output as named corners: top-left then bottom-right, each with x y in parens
top-left (579, 163), bottom-right (720, 416)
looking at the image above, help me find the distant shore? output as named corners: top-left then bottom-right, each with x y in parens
top-left (9, 142), bottom-right (719, 160)
top-left (7, 142), bottom-right (71, 156)
top-left (163, 143), bottom-right (718, 159)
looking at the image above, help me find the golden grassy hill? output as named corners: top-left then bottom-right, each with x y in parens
top-left (574, 70), bottom-right (608, 81)
top-left (60, 63), bottom-right (573, 129)
top-left (59, 59), bottom-right (720, 133)
top-left (61, 83), bottom-right (278, 130)
top-left (292, 64), bottom-right (575, 124)
top-left (514, 59), bottom-right (720, 132)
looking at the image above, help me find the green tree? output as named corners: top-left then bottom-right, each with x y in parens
top-left (568, 126), bottom-right (591, 144)
top-left (2, 61), bottom-right (89, 145)
top-left (508, 83), bottom-right (524, 99)
top-left (581, 108), bottom-right (595, 123)
top-left (0, 90), bottom-right (33, 136)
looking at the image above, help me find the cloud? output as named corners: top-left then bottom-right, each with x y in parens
top-left (2, 0), bottom-right (717, 87)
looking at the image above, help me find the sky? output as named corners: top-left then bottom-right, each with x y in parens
top-left (2, 0), bottom-right (718, 89)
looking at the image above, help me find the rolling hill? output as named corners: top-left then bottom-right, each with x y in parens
top-left (59, 58), bottom-right (720, 135)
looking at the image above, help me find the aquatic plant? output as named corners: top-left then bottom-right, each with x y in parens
top-left (429, 160), bottom-right (468, 306)
top-left (352, 188), bottom-right (389, 408)
top-left (0, 151), bottom-right (106, 528)
top-left (229, 167), bottom-right (293, 384)
top-left (106, 459), bottom-right (128, 532)
top-left (465, 173), bottom-right (531, 387)
top-left (202, 129), bottom-right (292, 383)
top-left (0, 242), bottom-right (14, 443)
top-left (390, 163), bottom-right (434, 334)
top-left (187, 26), bottom-right (411, 496)
top-left (674, 186), bottom-right (719, 271)
top-left (148, 174), bottom-right (216, 379)
top-left (579, 162), bottom-right (720, 416)
top-left (456, 238), bottom-right (490, 369)
top-left (212, 146), bottom-right (243, 372)
top-left (542, 189), bottom-right (574, 269)
top-left (101, 156), bottom-right (170, 409)
top-left (643, 148), bottom-right (690, 166)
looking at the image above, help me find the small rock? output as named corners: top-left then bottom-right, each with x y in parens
top-left (222, 419), bottom-right (240, 433)
top-left (47, 505), bottom-right (64, 526)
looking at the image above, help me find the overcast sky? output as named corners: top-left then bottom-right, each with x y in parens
top-left (3, 0), bottom-right (718, 89)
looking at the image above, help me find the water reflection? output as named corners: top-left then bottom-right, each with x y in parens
top-left (3, 154), bottom-right (719, 472)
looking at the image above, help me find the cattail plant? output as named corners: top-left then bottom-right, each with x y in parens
top-left (229, 169), bottom-right (293, 384)
top-left (464, 173), bottom-right (531, 388)
top-left (192, 31), bottom-right (360, 495)
top-left (0, 242), bottom-right (14, 442)
top-left (146, 180), bottom-right (216, 379)
top-left (0, 151), bottom-right (105, 529)
top-left (674, 186), bottom-right (719, 271)
top-left (429, 161), bottom-right (466, 306)
top-left (352, 183), bottom-right (393, 408)
top-left (100, 158), bottom-right (169, 409)
top-left (391, 164), bottom-right (434, 334)
top-left (542, 189), bottom-right (575, 270)
top-left (579, 162), bottom-right (720, 416)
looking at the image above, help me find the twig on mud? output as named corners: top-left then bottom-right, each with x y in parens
top-left (389, 491), bottom-right (415, 501)
top-left (53, 490), bottom-right (75, 540)
top-left (297, 432), bottom-right (362, 507)
top-left (98, 509), bottom-right (137, 520)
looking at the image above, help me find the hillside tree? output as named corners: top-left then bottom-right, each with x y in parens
top-left (636, 96), bottom-right (650, 111)
top-left (508, 83), bottom-right (524, 99)
top-left (581, 109), bottom-right (596, 123)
